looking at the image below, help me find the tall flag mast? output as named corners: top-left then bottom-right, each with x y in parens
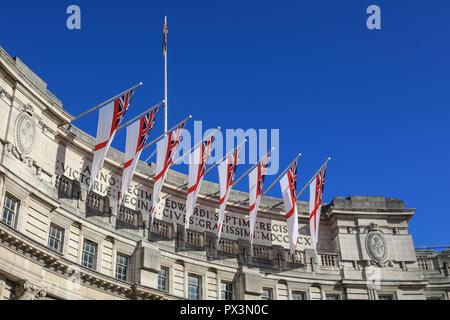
top-left (163, 16), bottom-right (168, 133)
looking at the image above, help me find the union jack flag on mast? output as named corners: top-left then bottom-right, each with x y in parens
top-left (119, 106), bottom-right (159, 208)
top-left (309, 163), bottom-right (327, 252)
top-left (89, 90), bottom-right (134, 191)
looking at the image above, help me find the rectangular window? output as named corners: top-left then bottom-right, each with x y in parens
top-left (158, 267), bottom-right (169, 292)
top-left (115, 253), bottom-right (129, 281)
top-left (48, 224), bottom-right (64, 253)
top-left (292, 291), bottom-right (306, 300)
top-left (261, 288), bottom-right (273, 300)
top-left (81, 239), bottom-right (97, 270)
top-left (188, 274), bottom-right (201, 300)
top-left (325, 294), bottom-right (340, 300)
top-left (2, 194), bottom-right (19, 228)
top-left (221, 282), bottom-right (233, 300)
top-left (378, 295), bottom-right (394, 300)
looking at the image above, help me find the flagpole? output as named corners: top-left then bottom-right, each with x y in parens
top-left (203, 139), bottom-right (247, 177)
top-left (269, 157), bottom-right (331, 209)
top-left (261, 153), bottom-right (302, 198)
top-left (142, 115), bottom-right (192, 162)
top-left (117, 100), bottom-right (164, 130)
top-left (232, 147), bottom-right (275, 188)
top-left (172, 127), bottom-right (221, 165)
top-left (164, 16), bottom-right (168, 133)
top-left (58, 82), bottom-right (143, 127)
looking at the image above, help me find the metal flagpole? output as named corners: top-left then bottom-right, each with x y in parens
top-left (269, 157), bottom-right (331, 209)
top-left (164, 16), bottom-right (168, 133)
top-left (58, 82), bottom-right (143, 127)
top-left (172, 127), bottom-right (221, 165)
top-left (203, 139), bottom-right (247, 177)
top-left (232, 147), bottom-right (275, 188)
top-left (142, 115), bottom-right (192, 162)
top-left (261, 153), bottom-right (302, 198)
top-left (117, 100), bottom-right (164, 130)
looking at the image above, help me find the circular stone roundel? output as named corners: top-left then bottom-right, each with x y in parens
top-left (365, 230), bottom-right (389, 265)
top-left (15, 112), bottom-right (36, 155)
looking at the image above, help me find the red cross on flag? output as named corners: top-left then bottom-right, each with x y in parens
top-left (217, 145), bottom-right (242, 242)
top-left (119, 107), bottom-right (159, 208)
top-left (89, 90), bottom-right (134, 190)
top-left (248, 154), bottom-right (271, 245)
top-left (309, 164), bottom-right (327, 252)
top-left (151, 122), bottom-right (185, 222)
top-left (280, 160), bottom-right (299, 255)
top-left (185, 136), bottom-right (215, 230)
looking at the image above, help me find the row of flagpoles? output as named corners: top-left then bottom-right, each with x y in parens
top-left (59, 17), bottom-right (331, 255)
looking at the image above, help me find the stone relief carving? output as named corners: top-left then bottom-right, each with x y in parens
top-left (15, 104), bottom-right (36, 155)
top-left (15, 280), bottom-right (46, 300)
top-left (365, 223), bottom-right (389, 267)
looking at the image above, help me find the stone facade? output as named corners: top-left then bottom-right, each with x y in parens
top-left (0, 45), bottom-right (448, 300)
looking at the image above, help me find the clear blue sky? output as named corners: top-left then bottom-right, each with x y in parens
top-left (1, 0), bottom-right (449, 246)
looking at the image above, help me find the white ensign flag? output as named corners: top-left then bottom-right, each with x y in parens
top-left (89, 90), bottom-right (134, 190)
top-left (280, 161), bottom-right (299, 255)
top-left (309, 164), bottom-right (327, 252)
top-left (217, 145), bottom-right (242, 242)
top-left (150, 123), bottom-right (185, 223)
top-left (185, 136), bottom-right (215, 230)
top-left (248, 155), bottom-right (270, 245)
top-left (119, 107), bottom-right (159, 208)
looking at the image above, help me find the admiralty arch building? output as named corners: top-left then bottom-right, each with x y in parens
top-left (0, 45), bottom-right (448, 301)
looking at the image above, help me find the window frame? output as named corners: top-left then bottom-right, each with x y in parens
top-left (325, 294), bottom-right (341, 300)
top-left (48, 223), bottom-right (65, 253)
top-left (115, 253), bottom-right (129, 282)
top-left (291, 290), bottom-right (306, 300)
top-left (261, 287), bottom-right (273, 300)
top-left (2, 193), bottom-right (19, 228)
top-left (378, 294), bottom-right (395, 300)
top-left (187, 274), bottom-right (202, 300)
top-left (158, 266), bottom-right (169, 292)
top-left (220, 281), bottom-right (233, 300)
top-left (81, 239), bottom-right (98, 271)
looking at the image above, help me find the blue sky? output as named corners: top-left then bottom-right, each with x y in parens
top-left (1, 0), bottom-right (449, 246)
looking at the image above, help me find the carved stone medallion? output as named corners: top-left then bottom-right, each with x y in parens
top-left (15, 111), bottom-right (36, 155)
top-left (365, 223), bottom-right (389, 267)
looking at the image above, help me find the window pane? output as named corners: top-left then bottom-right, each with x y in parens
top-left (188, 275), bottom-right (200, 300)
top-left (2, 195), bottom-right (19, 228)
top-left (292, 291), bottom-right (306, 300)
top-left (378, 295), bottom-right (393, 300)
top-left (115, 254), bottom-right (129, 281)
top-left (261, 288), bottom-right (272, 300)
top-left (221, 282), bottom-right (233, 300)
top-left (158, 267), bottom-right (168, 291)
top-left (326, 294), bottom-right (340, 300)
top-left (82, 240), bottom-right (97, 270)
top-left (48, 224), bottom-right (64, 253)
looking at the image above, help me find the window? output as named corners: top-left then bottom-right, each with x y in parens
top-left (261, 288), bottom-right (273, 300)
top-left (158, 267), bottom-right (169, 292)
top-left (325, 294), bottom-right (340, 300)
top-left (48, 224), bottom-right (64, 253)
top-left (378, 295), bottom-right (394, 300)
top-left (2, 194), bottom-right (19, 228)
top-left (115, 253), bottom-right (129, 281)
top-left (427, 296), bottom-right (441, 300)
top-left (221, 282), bottom-right (233, 300)
top-left (81, 239), bottom-right (97, 270)
top-left (188, 274), bottom-right (201, 300)
top-left (292, 291), bottom-right (306, 300)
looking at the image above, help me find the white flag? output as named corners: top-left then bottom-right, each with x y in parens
top-left (150, 123), bottom-right (185, 222)
top-left (309, 164), bottom-right (327, 252)
top-left (185, 136), bottom-right (215, 230)
top-left (248, 155), bottom-right (270, 245)
top-left (217, 145), bottom-right (242, 242)
top-left (89, 90), bottom-right (134, 191)
top-left (280, 161), bottom-right (299, 255)
top-left (119, 107), bottom-right (158, 208)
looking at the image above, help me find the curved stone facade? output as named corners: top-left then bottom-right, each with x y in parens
top-left (0, 45), bottom-right (448, 300)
